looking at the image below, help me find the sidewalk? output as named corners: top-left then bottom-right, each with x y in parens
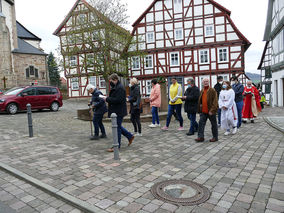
top-left (0, 101), bottom-right (283, 213)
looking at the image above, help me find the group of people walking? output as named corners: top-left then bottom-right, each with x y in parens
top-left (86, 73), bottom-right (262, 151)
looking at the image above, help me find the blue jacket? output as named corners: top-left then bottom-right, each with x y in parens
top-left (91, 89), bottom-right (107, 115)
top-left (232, 83), bottom-right (244, 103)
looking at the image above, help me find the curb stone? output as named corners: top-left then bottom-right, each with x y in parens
top-left (0, 162), bottom-right (107, 213)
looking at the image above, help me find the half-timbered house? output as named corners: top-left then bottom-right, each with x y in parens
top-left (258, 0), bottom-right (284, 107)
top-left (54, 0), bottom-right (131, 98)
top-left (129, 0), bottom-right (251, 96)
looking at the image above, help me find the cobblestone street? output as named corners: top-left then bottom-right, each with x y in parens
top-left (0, 100), bottom-right (283, 213)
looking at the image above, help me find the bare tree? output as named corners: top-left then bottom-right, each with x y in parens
top-left (89, 0), bottom-right (129, 27)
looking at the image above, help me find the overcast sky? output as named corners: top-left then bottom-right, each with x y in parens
top-left (15, 0), bottom-right (268, 74)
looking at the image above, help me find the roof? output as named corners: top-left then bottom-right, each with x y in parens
top-left (16, 21), bottom-right (41, 41)
top-left (53, 0), bottom-right (130, 36)
top-left (132, 0), bottom-right (231, 27)
top-left (263, 0), bottom-right (273, 41)
top-left (4, 0), bottom-right (14, 5)
top-left (131, 0), bottom-right (250, 51)
top-left (12, 38), bottom-right (47, 56)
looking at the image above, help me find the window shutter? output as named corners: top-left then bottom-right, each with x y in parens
top-left (26, 68), bottom-right (30, 78)
top-left (35, 69), bottom-right (39, 78)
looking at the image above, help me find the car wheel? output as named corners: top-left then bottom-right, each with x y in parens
top-left (7, 103), bottom-right (18, 115)
top-left (50, 102), bottom-right (59, 112)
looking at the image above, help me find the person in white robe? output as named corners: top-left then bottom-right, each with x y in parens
top-left (218, 81), bottom-right (238, 135)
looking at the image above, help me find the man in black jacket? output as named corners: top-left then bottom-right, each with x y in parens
top-left (102, 74), bottom-right (134, 152)
top-left (183, 78), bottom-right (200, 136)
top-left (214, 76), bottom-right (223, 126)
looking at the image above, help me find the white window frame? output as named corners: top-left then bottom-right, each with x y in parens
top-left (146, 32), bottom-right (154, 43)
top-left (205, 25), bottom-right (214, 37)
top-left (146, 80), bottom-right (152, 95)
top-left (89, 76), bottom-right (96, 86)
top-left (218, 47), bottom-right (229, 63)
top-left (199, 49), bottom-right (210, 64)
top-left (218, 74), bottom-right (229, 81)
top-left (99, 77), bottom-right (106, 88)
top-left (145, 55), bottom-right (153, 68)
top-left (71, 77), bottom-right (79, 90)
top-left (170, 52), bottom-right (180, 66)
top-left (69, 56), bottom-right (77, 66)
top-left (132, 56), bottom-right (140, 70)
top-left (86, 54), bottom-right (94, 66)
top-left (174, 28), bottom-right (184, 40)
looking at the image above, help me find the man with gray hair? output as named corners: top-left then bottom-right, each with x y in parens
top-left (183, 78), bottom-right (200, 136)
top-left (86, 84), bottom-right (107, 140)
top-left (195, 78), bottom-right (218, 142)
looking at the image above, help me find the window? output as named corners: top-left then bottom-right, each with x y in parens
top-left (22, 88), bottom-right (36, 96)
top-left (37, 87), bottom-right (51, 95)
top-left (87, 54), bottom-right (94, 66)
top-left (218, 48), bottom-right (228, 62)
top-left (78, 14), bottom-right (86, 23)
top-left (174, 0), bottom-right (182, 12)
top-left (145, 55), bottom-right (153, 68)
top-left (71, 78), bottom-right (79, 90)
top-left (89, 76), bottom-right (96, 86)
top-left (51, 88), bottom-right (58, 94)
top-left (175, 29), bottom-right (183, 40)
top-left (132, 57), bottom-right (140, 69)
top-left (26, 66), bottom-right (39, 79)
top-left (146, 80), bottom-right (152, 95)
top-left (69, 56), bottom-right (77, 66)
top-left (146, 32), bottom-right (154, 43)
top-left (99, 77), bottom-right (106, 88)
top-left (199, 50), bottom-right (209, 64)
top-left (205, 25), bottom-right (214, 37)
top-left (170, 53), bottom-right (179, 66)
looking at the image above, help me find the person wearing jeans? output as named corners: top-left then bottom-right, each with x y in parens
top-left (103, 74), bottom-right (134, 152)
top-left (86, 84), bottom-right (107, 140)
top-left (231, 76), bottom-right (244, 128)
top-left (149, 79), bottom-right (161, 128)
top-left (195, 78), bottom-right (219, 142)
top-left (162, 77), bottom-right (183, 131)
top-left (183, 78), bottom-right (200, 136)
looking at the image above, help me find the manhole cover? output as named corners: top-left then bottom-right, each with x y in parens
top-left (216, 161), bottom-right (238, 168)
top-left (150, 180), bottom-right (210, 206)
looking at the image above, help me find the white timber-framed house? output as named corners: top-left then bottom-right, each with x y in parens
top-left (129, 0), bottom-right (251, 96)
top-left (54, 0), bottom-right (131, 98)
top-left (258, 0), bottom-right (284, 107)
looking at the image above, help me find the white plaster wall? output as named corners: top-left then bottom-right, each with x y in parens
top-left (272, 70), bottom-right (284, 107)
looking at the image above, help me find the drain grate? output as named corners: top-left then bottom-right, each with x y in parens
top-left (151, 180), bottom-right (210, 206)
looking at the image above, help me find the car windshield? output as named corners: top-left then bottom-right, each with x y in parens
top-left (4, 87), bottom-right (24, 95)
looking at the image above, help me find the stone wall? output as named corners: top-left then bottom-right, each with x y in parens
top-left (13, 53), bottom-right (48, 87)
top-left (0, 16), bottom-right (14, 89)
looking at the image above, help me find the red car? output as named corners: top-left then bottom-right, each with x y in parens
top-left (0, 86), bottom-right (63, 114)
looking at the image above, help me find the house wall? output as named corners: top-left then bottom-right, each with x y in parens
top-left (13, 53), bottom-right (48, 87)
top-left (129, 0), bottom-right (247, 96)
top-left (271, 70), bottom-right (284, 107)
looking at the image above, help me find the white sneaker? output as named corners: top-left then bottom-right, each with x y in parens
top-left (232, 127), bottom-right (238, 135)
top-left (138, 133), bottom-right (142, 137)
top-left (149, 124), bottom-right (156, 128)
top-left (134, 132), bottom-right (139, 136)
top-left (155, 124), bottom-right (160, 127)
top-left (224, 131), bottom-right (230, 136)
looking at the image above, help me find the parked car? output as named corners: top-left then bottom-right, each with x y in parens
top-left (0, 89), bottom-right (3, 95)
top-left (0, 86), bottom-right (63, 114)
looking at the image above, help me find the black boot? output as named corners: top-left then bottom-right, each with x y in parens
top-left (100, 134), bottom-right (107, 138)
top-left (186, 132), bottom-right (194, 136)
top-left (90, 135), bottom-right (100, 140)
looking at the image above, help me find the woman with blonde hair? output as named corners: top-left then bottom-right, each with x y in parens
top-left (128, 78), bottom-right (142, 136)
